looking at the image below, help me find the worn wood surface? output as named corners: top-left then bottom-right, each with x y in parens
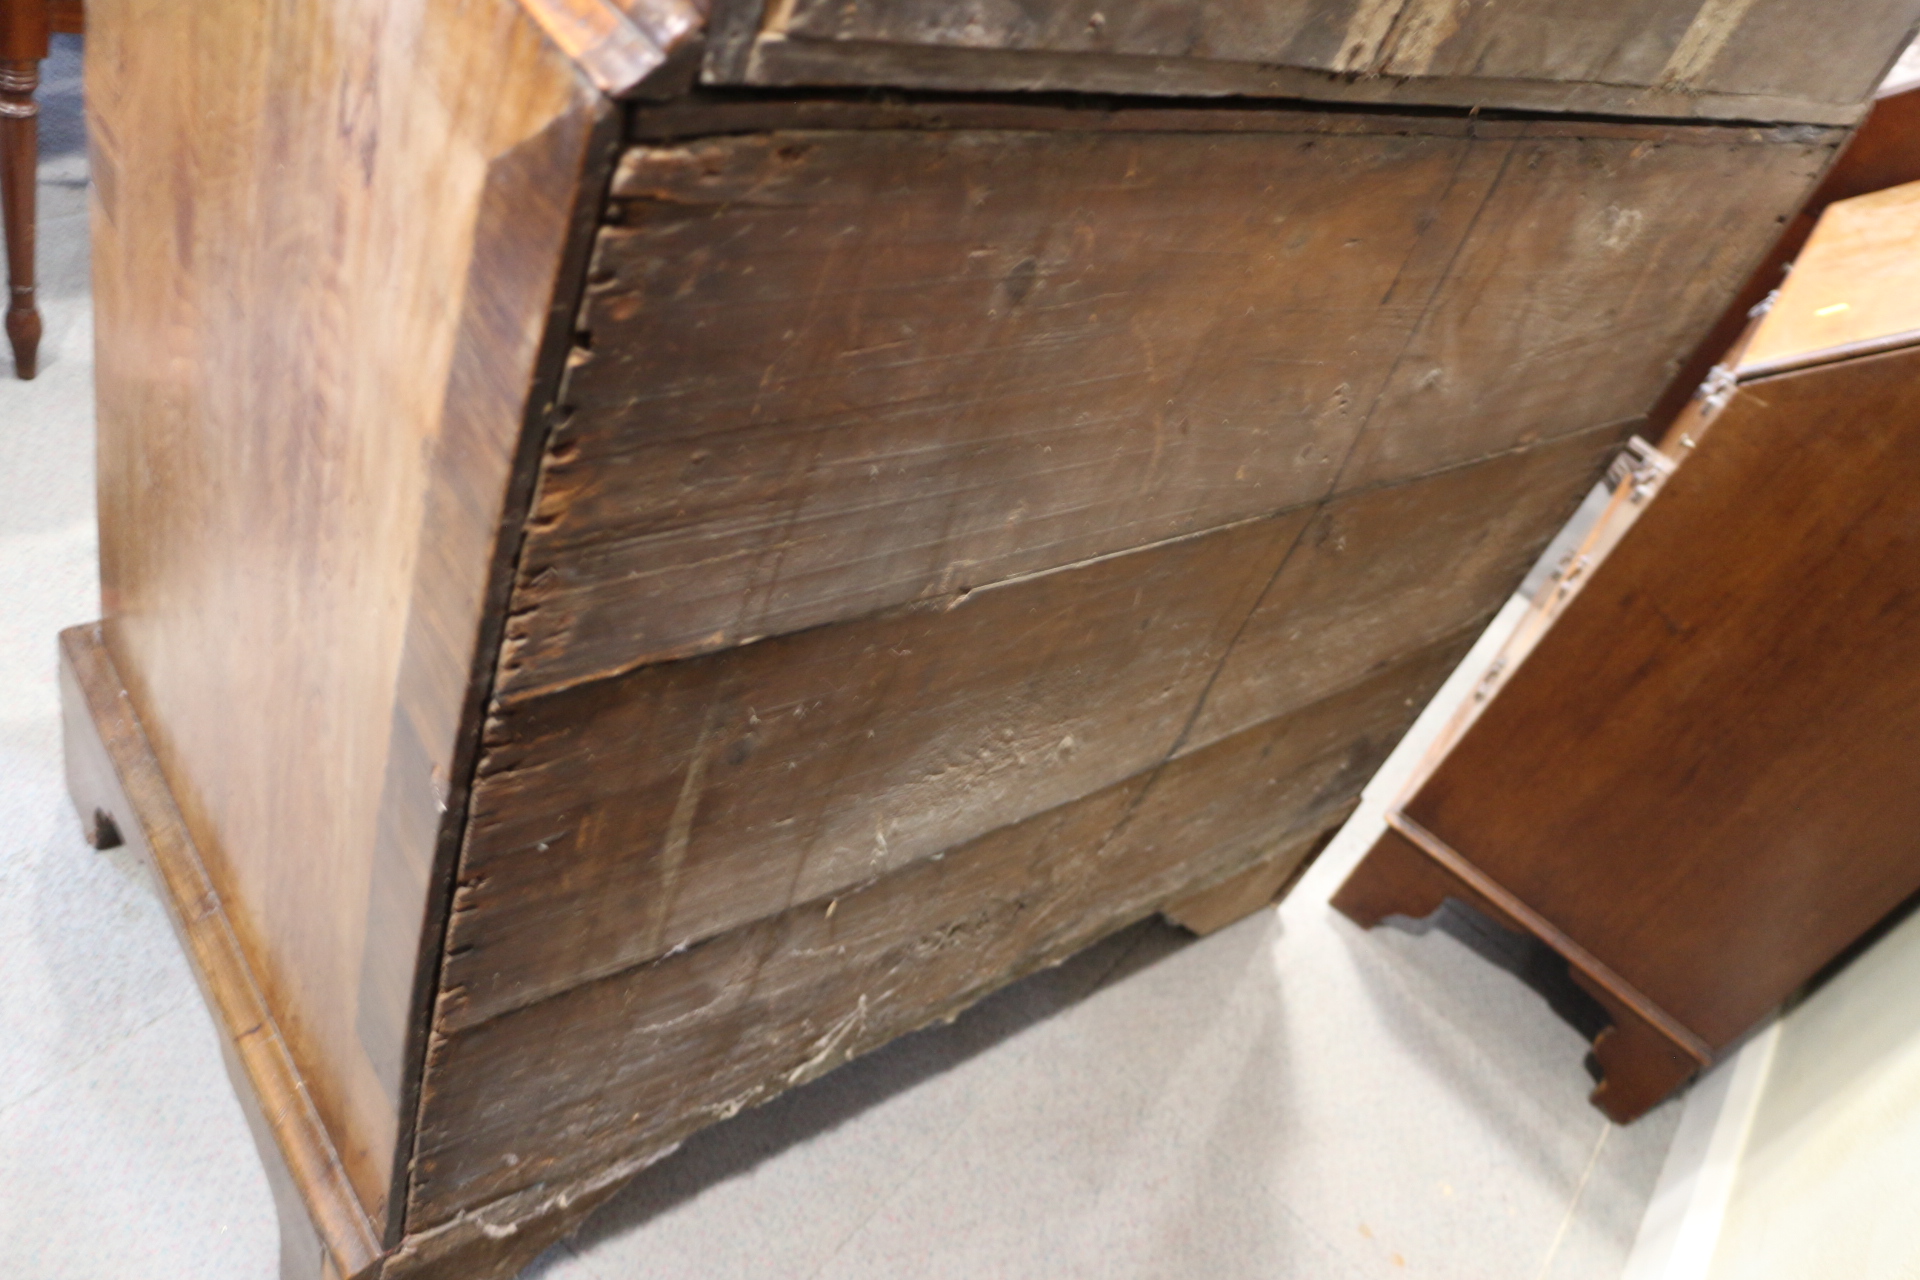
top-left (1189, 425), bottom-right (1621, 746)
top-left (501, 114), bottom-right (1832, 696)
top-left (1161, 817), bottom-right (1348, 937)
top-left (441, 425), bottom-right (1607, 1043)
top-left (58, 627), bottom-right (384, 1278)
top-left (452, 508), bottom-right (1307, 1028)
top-left (412, 632), bottom-right (1466, 1223)
top-left (1398, 341), bottom-right (1920, 1059)
top-left (709, 0), bottom-right (1920, 125)
top-left (76, 0), bottom-right (1884, 1257)
top-left (86, 0), bottom-right (603, 1230)
top-left (1739, 178), bottom-right (1920, 376)
top-left (351, 100), bottom-right (620, 1243)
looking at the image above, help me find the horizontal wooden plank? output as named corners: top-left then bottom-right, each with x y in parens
top-left (1192, 422), bottom-right (1623, 744)
top-left (500, 119), bottom-right (1830, 696)
top-left (506, 122), bottom-right (1494, 692)
top-left (410, 630), bottom-right (1470, 1225)
top-left (441, 424), bottom-right (1605, 1034)
top-left (707, 0), bottom-right (1920, 124)
top-left (447, 511), bottom-right (1307, 1028)
top-left (1333, 126), bottom-right (1837, 489)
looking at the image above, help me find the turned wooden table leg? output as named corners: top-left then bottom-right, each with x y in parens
top-left (1, 56), bottom-right (40, 379)
top-left (1, 0), bottom-right (48, 380)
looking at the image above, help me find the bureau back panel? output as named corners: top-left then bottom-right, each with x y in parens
top-left (503, 109), bottom-right (1833, 695)
top-left (405, 111), bottom-right (1837, 1227)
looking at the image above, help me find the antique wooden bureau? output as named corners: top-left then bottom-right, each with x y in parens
top-left (60, 0), bottom-right (1920, 1275)
top-left (1337, 172), bottom-right (1920, 1124)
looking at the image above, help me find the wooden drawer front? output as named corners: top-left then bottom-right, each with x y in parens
top-left (505, 113), bottom-right (1831, 698)
top-left (706, 0), bottom-right (1920, 124)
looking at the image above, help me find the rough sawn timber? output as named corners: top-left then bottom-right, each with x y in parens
top-left (501, 110), bottom-right (1837, 695)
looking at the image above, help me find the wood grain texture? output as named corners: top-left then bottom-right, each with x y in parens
top-left (442, 424), bottom-right (1607, 1043)
top-left (1161, 816), bottom-right (1348, 936)
top-left (1332, 121), bottom-right (1837, 490)
top-left (410, 631), bottom-right (1468, 1225)
top-left (352, 101), bottom-right (621, 1245)
top-left (1739, 178), bottom-right (1920, 376)
top-left (58, 626), bottom-right (383, 1279)
top-left (710, 0), bottom-right (1920, 124)
top-left (499, 114), bottom-right (1833, 697)
top-left (505, 117), bottom-right (1493, 691)
top-left (85, 0), bottom-right (601, 1227)
top-left (1190, 423), bottom-right (1621, 746)
top-left (449, 508), bottom-right (1310, 1030)
top-left (1405, 342), bottom-right (1920, 1054)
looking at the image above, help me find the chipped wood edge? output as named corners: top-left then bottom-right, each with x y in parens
top-left (731, 36), bottom-right (1869, 127)
top-left (513, 0), bottom-right (704, 97)
top-left (58, 624), bottom-right (385, 1279)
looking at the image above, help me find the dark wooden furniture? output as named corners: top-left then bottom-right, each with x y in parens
top-left (1335, 176), bottom-right (1920, 1124)
top-left (0, 0), bottom-right (78, 378)
top-left (61, 1), bottom-right (1918, 1275)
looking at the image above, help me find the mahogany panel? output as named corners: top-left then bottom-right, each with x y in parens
top-left (85, 0), bottom-right (601, 1225)
top-left (410, 631), bottom-right (1469, 1224)
top-left (1737, 178), bottom-right (1920, 376)
top-left (1407, 343), bottom-right (1920, 1051)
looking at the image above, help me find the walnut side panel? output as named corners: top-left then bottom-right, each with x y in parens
top-left (86, 0), bottom-right (603, 1224)
top-left (500, 117), bottom-right (1835, 694)
top-left (58, 626), bottom-right (383, 1279)
top-left (409, 632), bottom-right (1469, 1224)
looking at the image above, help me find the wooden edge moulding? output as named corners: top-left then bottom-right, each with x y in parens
top-left (60, 0), bottom-right (1920, 1275)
